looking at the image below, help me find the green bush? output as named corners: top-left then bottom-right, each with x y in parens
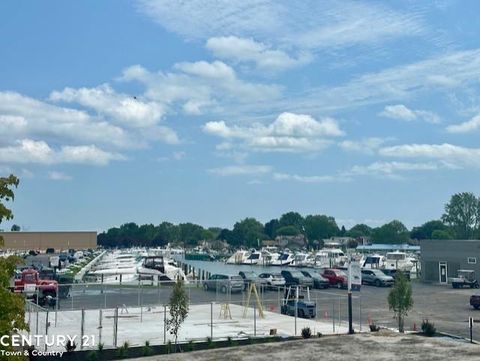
top-left (421, 319), bottom-right (436, 336)
top-left (187, 340), bottom-right (195, 351)
top-left (166, 340), bottom-right (173, 354)
top-left (116, 341), bottom-right (130, 359)
top-left (97, 342), bottom-right (104, 352)
top-left (142, 340), bottom-right (154, 356)
top-left (206, 337), bottom-right (215, 349)
top-left (301, 327), bottom-right (312, 339)
top-left (85, 351), bottom-right (98, 361)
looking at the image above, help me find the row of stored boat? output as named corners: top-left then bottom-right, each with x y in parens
top-left (87, 247), bottom-right (187, 284)
top-left (226, 247), bottom-right (419, 273)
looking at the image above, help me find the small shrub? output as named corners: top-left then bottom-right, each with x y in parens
top-left (65, 340), bottom-right (76, 353)
top-left (116, 341), bottom-right (130, 359)
top-left (187, 340), bottom-right (195, 351)
top-left (317, 332), bottom-right (323, 338)
top-left (85, 351), bottom-right (98, 361)
top-left (142, 340), bottom-right (154, 356)
top-left (369, 323), bottom-right (380, 332)
top-left (421, 319), bottom-right (436, 337)
top-left (206, 337), bottom-right (215, 349)
top-left (97, 342), bottom-right (104, 352)
top-left (301, 327), bottom-right (312, 339)
top-left (166, 340), bottom-right (173, 354)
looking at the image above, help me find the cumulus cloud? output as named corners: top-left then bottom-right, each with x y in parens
top-left (380, 104), bottom-right (440, 123)
top-left (48, 171), bottom-right (72, 181)
top-left (379, 143), bottom-right (480, 168)
top-left (0, 92), bottom-right (134, 148)
top-left (0, 139), bottom-right (124, 166)
top-left (446, 114), bottom-right (480, 133)
top-left (120, 61), bottom-right (281, 116)
top-left (203, 112), bottom-right (343, 153)
top-left (339, 138), bottom-right (389, 155)
top-left (208, 164), bottom-right (272, 176)
top-left (49, 84), bottom-right (165, 128)
top-left (206, 36), bottom-right (311, 71)
top-left (273, 172), bottom-right (340, 183)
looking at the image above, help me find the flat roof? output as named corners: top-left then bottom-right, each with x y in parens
top-left (357, 244), bottom-right (420, 251)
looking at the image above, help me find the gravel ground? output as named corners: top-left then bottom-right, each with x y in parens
top-left (122, 331), bottom-right (480, 361)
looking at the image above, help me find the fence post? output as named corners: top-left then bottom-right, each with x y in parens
top-left (36, 306), bottom-right (39, 335)
top-left (359, 296), bottom-right (362, 332)
top-left (113, 306), bottom-right (118, 348)
top-left (44, 310), bottom-right (49, 352)
top-left (332, 302), bottom-right (335, 333)
top-left (99, 309), bottom-right (103, 346)
top-left (163, 304), bottom-right (167, 344)
top-left (55, 284), bottom-right (58, 326)
top-left (294, 286), bottom-right (298, 336)
top-left (210, 302), bottom-right (213, 340)
top-left (81, 309), bottom-right (85, 350)
top-left (254, 301), bottom-right (257, 337)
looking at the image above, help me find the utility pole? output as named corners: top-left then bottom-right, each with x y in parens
top-left (348, 262), bottom-right (354, 334)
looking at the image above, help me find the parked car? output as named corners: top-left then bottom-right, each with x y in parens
top-left (381, 269), bottom-right (411, 280)
top-left (238, 271), bottom-right (261, 290)
top-left (281, 296), bottom-right (316, 318)
top-left (281, 270), bottom-right (314, 288)
top-left (46, 248), bottom-right (55, 254)
top-left (321, 268), bottom-right (348, 288)
top-left (470, 295), bottom-right (480, 309)
top-left (361, 269), bottom-right (394, 287)
top-left (203, 274), bottom-right (244, 293)
top-left (258, 273), bottom-right (286, 289)
top-left (451, 270), bottom-right (479, 289)
top-left (301, 270), bottom-right (330, 289)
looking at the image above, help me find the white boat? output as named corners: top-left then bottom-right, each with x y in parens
top-left (226, 250), bottom-right (249, 264)
top-left (361, 254), bottom-right (385, 269)
top-left (289, 252), bottom-right (313, 267)
top-left (384, 251), bottom-right (416, 272)
top-left (243, 250), bottom-right (263, 265)
top-left (271, 251), bottom-right (294, 266)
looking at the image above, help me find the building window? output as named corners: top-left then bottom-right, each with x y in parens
top-left (468, 257), bottom-right (477, 264)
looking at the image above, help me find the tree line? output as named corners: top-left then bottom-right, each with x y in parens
top-left (97, 192), bottom-right (480, 249)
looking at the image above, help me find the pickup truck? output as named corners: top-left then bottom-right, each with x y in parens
top-left (321, 268), bottom-right (347, 288)
top-left (14, 269), bottom-right (58, 306)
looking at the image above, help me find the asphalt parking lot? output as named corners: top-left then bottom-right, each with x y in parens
top-left (53, 280), bottom-right (480, 341)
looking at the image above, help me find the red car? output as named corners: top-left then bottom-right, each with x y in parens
top-left (321, 268), bottom-right (347, 288)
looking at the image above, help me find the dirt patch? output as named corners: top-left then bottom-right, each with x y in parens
top-left (122, 332), bottom-right (480, 361)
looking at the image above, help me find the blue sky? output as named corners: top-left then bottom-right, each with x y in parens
top-left (1, 0), bottom-right (480, 232)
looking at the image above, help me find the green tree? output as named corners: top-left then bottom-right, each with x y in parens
top-left (264, 219), bottom-right (280, 239)
top-left (431, 229), bottom-right (454, 240)
top-left (231, 218), bottom-right (266, 248)
top-left (387, 271), bottom-right (413, 333)
top-left (371, 220), bottom-right (409, 244)
top-left (276, 225), bottom-right (301, 236)
top-left (167, 279), bottom-right (189, 348)
top-left (304, 215), bottom-right (339, 246)
top-left (347, 224), bottom-right (372, 238)
top-left (10, 224), bottom-right (20, 232)
top-left (410, 220), bottom-right (450, 240)
top-left (442, 192), bottom-right (480, 239)
top-left (0, 175), bottom-right (27, 361)
top-left (279, 212), bottom-right (304, 231)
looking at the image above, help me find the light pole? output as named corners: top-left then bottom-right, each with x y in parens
top-left (348, 261), bottom-right (354, 334)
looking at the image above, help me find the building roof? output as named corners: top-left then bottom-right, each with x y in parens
top-left (357, 244), bottom-right (420, 252)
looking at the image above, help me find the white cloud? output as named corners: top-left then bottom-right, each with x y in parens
top-left (209, 164), bottom-right (272, 176)
top-left (203, 112), bottom-right (343, 153)
top-left (0, 91), bottom-right (135, 148)
top-left (120, 62), bottom-right (281, 116)
top-left (339, 138), bottom-right (388, 155)
top-left (379, 143), bottom-right (480, 168)
top-left (347, 161), bottom-right (438, 177)
top-left (49, 84), bottom-right (165, 128)
top-left (48, 171), bottom-right (72, 181)
top-left (446, 114), bottom-right (480, 133)
top-left (137, 1), bottom-right (425, 50)
top-left (0, 139), bottom-right (124, 166)
top-left (206, 36), bottom-right (311, 71)
top-left (273, 172), bottom-right (340, 183)
top-left (380, 104), bottom-right (440, 123)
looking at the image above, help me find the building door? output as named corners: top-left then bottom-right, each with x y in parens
top-left (439, 262), bottom-right (448, 283)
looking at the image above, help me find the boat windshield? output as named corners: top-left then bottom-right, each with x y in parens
top-left (387, 253), bottom-right (406, 261)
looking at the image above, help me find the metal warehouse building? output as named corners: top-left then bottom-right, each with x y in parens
top-left (0, 231), bottom-right (97, 251)
top-left (421, 239), bottom-right (480, 284)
